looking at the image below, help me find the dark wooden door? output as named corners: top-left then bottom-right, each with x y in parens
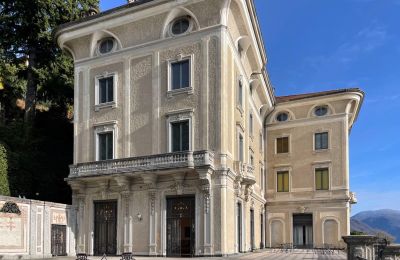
top-left (250, 209), bottom-right (255, 250)
top-left (166, 196), bottom-right (195, 257)
top-left (94, 201), bottom-right (117, 255)
top-left (237, 202), bottom-right (242, 252)
top-left (51, 224), bottom-right (67, 256)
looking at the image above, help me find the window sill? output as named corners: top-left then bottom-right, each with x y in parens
top-left (95, 102), bottom-right (116, 111)
top-left (313, 148), bottom-right (330, 154)
top-left (167, 87), bottom-right (193, 98)
top-left (275, 152), bottom-right (291, 157)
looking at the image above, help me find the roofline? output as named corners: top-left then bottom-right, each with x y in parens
top-left (276, 88), bottom-right (364, 103)
top-left (53, 0), bottom-right (167, 42)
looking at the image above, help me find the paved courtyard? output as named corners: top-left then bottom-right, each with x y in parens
top-left (54, 249), bottom-right (346, 260)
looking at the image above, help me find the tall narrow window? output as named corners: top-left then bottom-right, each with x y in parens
top-left (250, 151), bottom-right (254, 166)
top-left (238, 80), bottom-right (243, 107)
top-left (315, 168), bottom-right (329, 190)
top-left (249, 113), bottom-right (253, 135)
top-left (171, 60), bottom-right (190, 90)
top-left (277, 171), bottom-right (289, 192)
top-left (238, 133), bottom-right (244, 161)
top-left (260, 133), bottom-right (263, 152)
top-left (315, 132), bottom-right (329, 150)
top-left (99, 76), bottom-right (114, 104)
top-left (276, 137), bottom-right (289, 154)
top-left (171, 120), bottom-right (190, 152)
top-left (98, 132), bottom-right (113, 160)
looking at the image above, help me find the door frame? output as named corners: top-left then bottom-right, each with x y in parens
top-left (161, 191), bottom-right (199, 257)
top-left (292, 213), bottom-right (314, 248)
top-left (51, 224), bottom-right (67, 256)
top-left (93, 200), bottom-right (118, 256)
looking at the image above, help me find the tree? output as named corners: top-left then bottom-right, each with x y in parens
top-left (0, 0), bottom-right (99, 123)
top-left (0, 0), bottom-right (99, 203)
top-left (0, 143), bottom-right (10, 195)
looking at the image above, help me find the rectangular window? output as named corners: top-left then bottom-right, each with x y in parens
top-left (276, 137), bottom-right (289, 154)
top-left (249, 113), bottom-right (253, 135)
top-left (98, 132), bottom-right (113, 161)
top-left (238, 133), bottom-right (244, 161)
top-left (250, 152), bottom-right (254, 166)
top-left (171, 60), bottom-right (190, 90)
top-left (260, 133), bottom-right (263, 152)
top-left (238, 80), bottom-right (243, 107)
top-left (315, 132), bottom-right (329, 150)
top-left (99, 76), bottom-right (114, 104)
top-left (171, 120), bottom-right (190, 152)
top-left (277, 171), bottom-right (289, 192)
top-left (315, 168), bottom-right (329, 190)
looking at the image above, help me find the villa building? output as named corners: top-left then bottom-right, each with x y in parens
top-left (55, 0), bottom-right (363, 257)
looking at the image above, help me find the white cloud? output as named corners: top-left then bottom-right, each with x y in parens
top-left (305, 23), bottom-right (388, 67)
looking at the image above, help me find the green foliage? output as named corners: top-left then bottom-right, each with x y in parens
top-left (0, 0), bottom-right (98, 203)
top-left (0, 142), bottom-right (10, 196)
top-left (0, 0), bottom-right (99, 121)
top-left (351, 230), bottom-right (368, 235)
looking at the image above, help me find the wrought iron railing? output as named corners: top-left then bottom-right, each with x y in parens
top-left (69, 150), bottom-right (214, 178)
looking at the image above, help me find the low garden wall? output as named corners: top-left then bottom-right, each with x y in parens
top-left (0, 196), bottom-right (76, 259)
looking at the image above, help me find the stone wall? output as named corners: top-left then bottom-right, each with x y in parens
top-left (0, 196), bottom-right (76, 259)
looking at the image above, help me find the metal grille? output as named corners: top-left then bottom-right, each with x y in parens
top-left (51, 225), bottom-right (67, 256)
top-left (94, 201), bottom-right (117, 255)
top-left (166, 196), bottom-right (195, 257)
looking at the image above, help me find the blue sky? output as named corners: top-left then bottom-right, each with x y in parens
top-left (100, 1), bottom-right (400, 215)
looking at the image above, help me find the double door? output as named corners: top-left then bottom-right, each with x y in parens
top-left (51, 224), bottom-right (66, 256)
top-left (94, 201), bottom-right (117, 255)
top-left (166, 196), bottom-right (195, 257)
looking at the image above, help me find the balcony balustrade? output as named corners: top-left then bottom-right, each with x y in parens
top-left (233, 161), bottom-right (256, 185)
top-left (69, 150), bottom-right (214, 178)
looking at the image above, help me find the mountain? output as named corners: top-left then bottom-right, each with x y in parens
top-left (351, 209), bottom-right (400, 243)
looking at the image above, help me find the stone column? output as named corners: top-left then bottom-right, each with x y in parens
top-left (148, 189), bottom-right (158, 256)
top-left (198, 168), bottom-right (213, 256)
top-left (342, 235), bottom-right (379, 260)
top-left (76, 195), bottom-right (86, 253)
top-left (121, 191), bottom-right (132, 253)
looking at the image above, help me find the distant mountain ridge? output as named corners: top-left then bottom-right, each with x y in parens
top-left (351, 209), bottom-right (400, 243)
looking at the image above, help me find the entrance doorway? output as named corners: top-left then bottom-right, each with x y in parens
top-left (166, 196), bottom-right (195, 257)
top-left (250, 209), bottom-right (255, 250)
top-left (293, 214), bottom-right (313, 248)
top-left (237, 202), bottom-right (242, 252)
top-left (94, 201), bottom-right (117, 255)
top-left (51, 224), bottom-right (67, 256)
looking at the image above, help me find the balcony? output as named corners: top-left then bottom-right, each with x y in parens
top-left (69, 150), bottom-right (214, 178)
top-left (233, 161), bottom-right (256, 185)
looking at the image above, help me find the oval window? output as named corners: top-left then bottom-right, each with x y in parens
top-left (99, 38), bottom-right (115, 54)
top-left (315, 106), bottom-right (328, 116)
top-left (276, 112), bottom-right (289, 122)
top-left (171, 17), bottom-right (190, 35)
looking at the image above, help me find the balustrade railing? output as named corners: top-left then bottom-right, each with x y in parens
top-left (69, 150), bottom-right (214, 177)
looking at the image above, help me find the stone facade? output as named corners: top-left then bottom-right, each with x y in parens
top-left (0, 196), bottom-right (75, 259)
top-left (55, 0), bottom-right (363, 256)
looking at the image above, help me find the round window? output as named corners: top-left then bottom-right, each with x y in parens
top-left (171, 17), bottom-right (190, 35)
top-left (314, 106), bottom-right (328, 116)
top-left (99, 38), bottom-right (115, 54)
top-left (276, 112), bottom-right (289, 122)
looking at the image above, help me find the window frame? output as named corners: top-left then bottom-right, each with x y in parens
top-left (237, 78), bottom-right (244, 109)
top-left (237, 131), bottom-right (244, 162)
top-left (94, 122), bottom-right (117, 161)
top-left (97, 37), bottom-right (117, 55)
top-left (315, 168), bottom-right (330, 190)
top-left (276, 171), bottom-right (290, 192)
top-left (166, 109), bottom-right (193, 153)
top-left (169, 16), bottom-right (193, 37)
top-left (249, 112), bottom-right (254, 137)
top-left (167, 55), bottom-right (193, 96)
top-left (95, 72), bottom-right (118, 111)
top-left (276, 136), bottom-right (290, 154)
top-left (314, 131), bottom-right (329, 150)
